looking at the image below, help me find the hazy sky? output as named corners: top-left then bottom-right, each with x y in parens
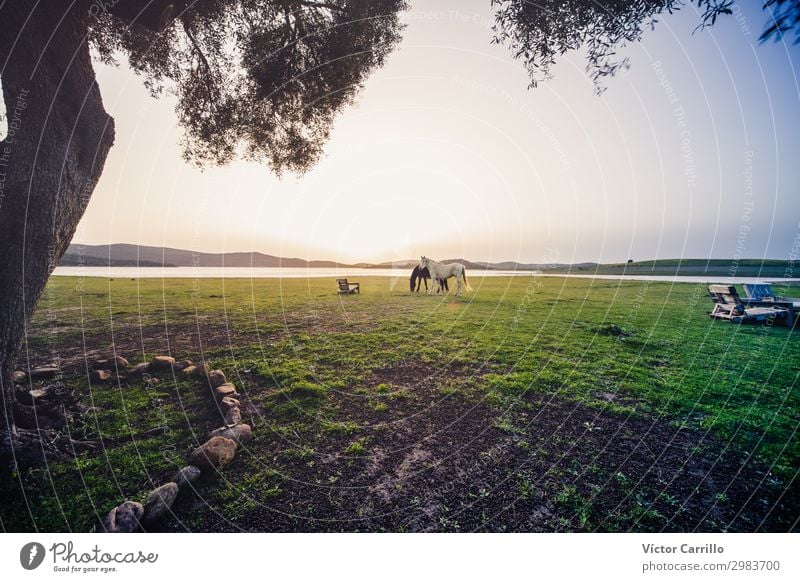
top-left (70, 0), bottom-right (799, 263)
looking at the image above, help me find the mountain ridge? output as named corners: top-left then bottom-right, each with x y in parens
top-left (60, 244), bottom-right (565, 270)
top-left (59, 244), bottom-right (794, 276)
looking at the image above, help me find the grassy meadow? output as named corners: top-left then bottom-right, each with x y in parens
top-left (2, 274), bottom-right (798, 532)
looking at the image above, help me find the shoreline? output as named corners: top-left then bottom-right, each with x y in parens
top-left (50, 268), bottom-right (800, 285)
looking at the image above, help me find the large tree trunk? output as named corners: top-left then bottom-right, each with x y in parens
top-left (0, 1), bottom-right (115, 468)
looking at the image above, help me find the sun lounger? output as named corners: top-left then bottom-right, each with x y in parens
top-left (742, 283), bottom-right (798, 327)
top-left (708, 284), bottom-right (788, 324)
top-left (743, 283), bottom-right (800, 306)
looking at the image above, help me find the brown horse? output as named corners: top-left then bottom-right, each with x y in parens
top-left (410, 265), bottom-right (448, 293)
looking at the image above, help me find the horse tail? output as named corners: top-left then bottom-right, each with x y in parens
top-left (462, 266), bottom-right (473, 292)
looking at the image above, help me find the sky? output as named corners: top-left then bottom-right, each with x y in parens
top-left (66, 0), bottom-right (800, 264)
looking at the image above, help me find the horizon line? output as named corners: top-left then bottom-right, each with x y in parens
top-left (66, 242), bottom-right (793, 266)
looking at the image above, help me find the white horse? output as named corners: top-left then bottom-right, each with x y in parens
top-left (418, 256), bottom-right (472, 296)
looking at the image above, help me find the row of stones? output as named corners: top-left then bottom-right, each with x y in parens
top-left (100, 355), bottom-right (254, 532)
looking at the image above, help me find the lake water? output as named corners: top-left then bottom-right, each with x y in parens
top-left (51, 266), bottom-right (800, 284)
top-left (52, 266), bottom-right (525, 279)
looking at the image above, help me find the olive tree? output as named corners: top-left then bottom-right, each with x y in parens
top-left (0, 0), bottom-right (406, 462)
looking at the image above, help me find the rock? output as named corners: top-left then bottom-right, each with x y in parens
top-left (12, 371), bottom-right (26, 383)
top-left (174, 359), bottom-right (193, 371)
top-left (16, 385), bottom-right (55, 406)
top-left (130, 363), bottom-right (150, 375)
top-left (142, 483), bottom-right (179, 525)
top-left (92, 356), bottom-right (129, 370)
top-left (149, 356), bottom-right (176, 372)
top-left (89, 369), bottom-right (112, 383)
top-left (181, 365), bottom-right (197, 376)
top-left (187, 437), bottom-right (237, 472)
top-left (102, 501), bottom-right (144, 533)
top-left (224, 407), bottom-right (242, 426)
top-left (29, 366), bottom-right (59, 380)
top-left (191, 363), bottom-right (210, 378)
top-left (214, 383), bottom-right (238, 399)
top-left (207, 369), bottom-right (226, 388)
top-left (209, 423), bottom-right (252, 444)
top-left (173, 465), bottom-right (202, 488)
top-left (29, 388), bottom-right (52, 401)
top-left (219, 397), bottom-right (240, 412)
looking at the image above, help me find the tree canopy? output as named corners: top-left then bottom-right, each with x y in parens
top-left (72, 0), bottom-right (800, 173)
top-left (76, 0), bottom-right (800, 176)
top-left (491, 0), bottom-right (800, 91)
top-left (87, 0), bottom-right (408, 173)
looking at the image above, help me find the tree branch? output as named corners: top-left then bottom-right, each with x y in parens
top-left (107, 0), bottom-right (182, 31)
top-left (181, 16), bottom-right (210, 71)
top-left (293, 0), bottom-right (344, 12)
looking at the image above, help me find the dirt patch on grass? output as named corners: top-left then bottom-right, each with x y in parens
top-left (157, 361), bottom-right (798, 532)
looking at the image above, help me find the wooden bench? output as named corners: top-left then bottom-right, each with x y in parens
top-left (337, 278), bottom-right (360, 294)
top-left (708, 284), bottom-right (788, 324)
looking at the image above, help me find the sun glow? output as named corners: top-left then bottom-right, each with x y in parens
top-left (75, 0), bottom-right (800, 264)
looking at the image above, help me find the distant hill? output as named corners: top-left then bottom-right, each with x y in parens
top-left (58, 245), bottom-right (794, 277)
top-left (60, 245), bottom-right (557, 271)
top-left (61, 244), bottom-right (348, 268)
top-left (547, 258), bottom-right (793, 278)
top-left (375, 258), bottom-right (585, 271)
top-left (59, 253), bottom-right (167, 267)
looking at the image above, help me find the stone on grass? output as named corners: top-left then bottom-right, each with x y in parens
top-left (102, 501), bottom-right (144, 533)
top-left (219, 397), bottom-right (240, 412)
top-left (224, 407), bottom-right (242, 426)
top-left (92, 356), bottom-right (129, 370)
top-left (130, 362), bottom-right (150, 375)
top-left (29, 366), bottom-right (59, 380)
top-left (188, 437), bottom-right (237, 472)
top-left (173, 465), bottom-right (202, 488)
top-left (16, 384), bottom-right (55, 406)
top-left (174, 360), bottom-right (193, 371)
top-left (12, 371), bottom-right (26, 383)
top-left (209, 423), bottom-right (252, 444)
top-left (89, 369), bottom-right (112, 383)
top-left (207, 369), bottom-right (226, 388)
top-left (214, 383), bottom-right (238, 400)
top-left (191, 363), bottom-right (210, 378)
top-left (149, 356), bottom-right (176, 372)
top-left (142, 482), bottom-right (179, 525)
top-left (181, 365), bottom-right (197, 376)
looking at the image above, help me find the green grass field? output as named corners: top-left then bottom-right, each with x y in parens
top-left (2, 275), bottom-right (798, 532)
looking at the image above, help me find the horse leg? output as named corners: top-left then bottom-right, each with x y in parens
top-left (455, 272), bottom-right (463, 295)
